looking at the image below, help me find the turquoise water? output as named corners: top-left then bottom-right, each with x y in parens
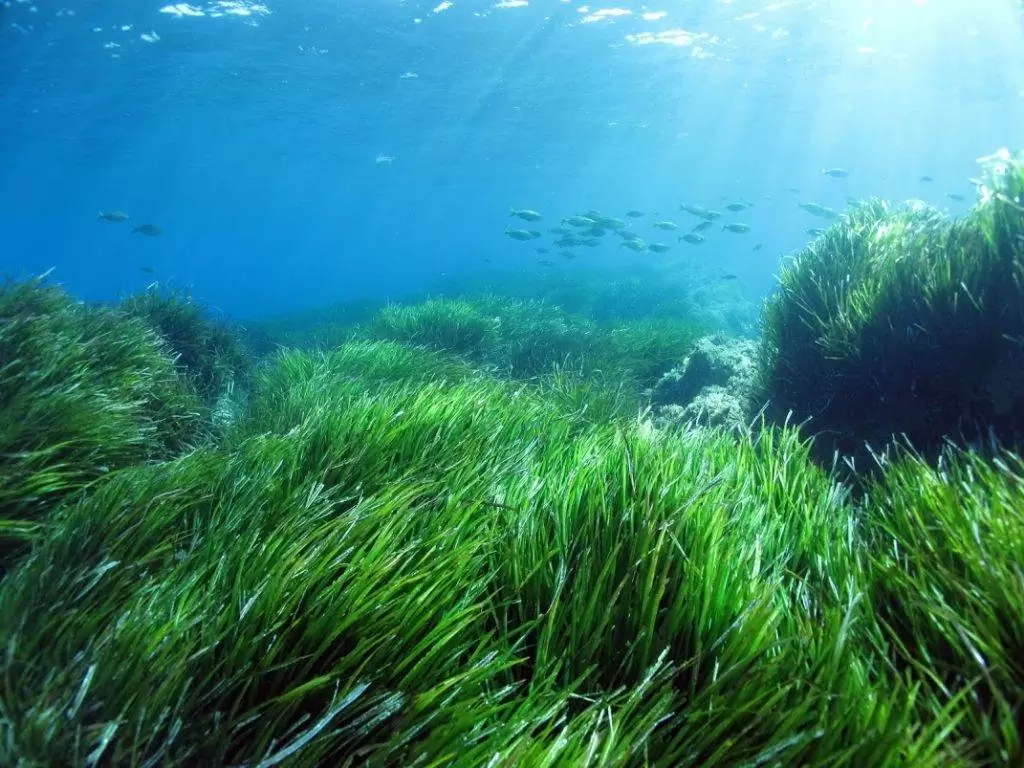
top-left (2, 0), bottom-right (1022, 317)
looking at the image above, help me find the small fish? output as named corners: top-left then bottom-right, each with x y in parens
top-left (845, 197), bottom-right (860, 207)
top-left (724, 202), bottom-right (747, 212)
top-left (537, 259), bottom-right (555, 267)
top-left (798, 203), bottom-right (838, 220)
top-left (548, 226), bottom-right (572, 235)
top-left (679, 233), bottom-right (706, 245)
top-left (626, 210), bottom-right (645, 218)
top-left (616, 229), bottom-right (638, 239)
top-left (595, 217), bottom-right (626, 230)
top-left (505, 228), bottom-right (541, 241)
top-left (787, 187), bottom-right (801, 194)
top-left (563, 215), bottom-right (598, 228)
top-left (919, 175), bottom-right (934, 182)
top-left (620, 239), bottom-right (647, 252)
top-left (822, 168), bottom-right (849, 178)
top-left (947, 192), bottom-right (966, 202)
top-left (654, 221), bottom-right (679, 231)
top-left (555, 237), bottom-right (583, 248)
top-left (581, 238), bottom-right (601, 247)
top-left (139, 265), bottom-right (156, 274)
top-left (586, 228), bottom-right (608, 237)
top-left (510, 208), bottom-right (543, 221)
top-left (752, 244), bottom-right (762, 252)
top-left (679, 203), bottom-right (711, 218)
top-left (535, 247), bottom-right (550, 254)
top-left (558, 251), bottom-right (577, 259)
top-left (691, 220), bottom-right (714, 232)
top-left (720, 273), bottom-right (740, 281)
top-left (648, 243), bottom-right (672, 253)
top-left (722, 222), bottom-right (751, 234)
top-left (98, 210), bottom-right (129, 222)
top-left (701, 210), bottom-right (723, 221)
top-left (132, 224), bottom-right (163, 236)
top-left (805, 227), bottom-right (826, 236)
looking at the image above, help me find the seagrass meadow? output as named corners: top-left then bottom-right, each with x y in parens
top-left (2, 156), bottom-right (1024, 767)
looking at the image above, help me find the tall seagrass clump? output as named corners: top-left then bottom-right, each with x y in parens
top-left (119, 286), bottom-right (252, 405)
top-left (760, 149), bottom-right (1024, 466)
top-left (0, 277), bottom-right (204, 567)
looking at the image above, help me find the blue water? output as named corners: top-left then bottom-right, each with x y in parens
top-left (2, 0), bottom-right (1023, 319)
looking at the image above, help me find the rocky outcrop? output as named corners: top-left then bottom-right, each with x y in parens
top-left (650, 335), bottom-right (759, 432)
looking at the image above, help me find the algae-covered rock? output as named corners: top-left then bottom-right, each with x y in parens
top-left (651, 334), bottom-right (758, 431)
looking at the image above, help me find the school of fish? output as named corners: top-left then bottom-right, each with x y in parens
top-left (503, 167), bottom-right (972, 271)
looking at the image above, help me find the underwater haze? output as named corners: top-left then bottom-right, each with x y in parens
top-left (9, 3), bottom-right (1024, 765)
top-left (2, 0), bottom-right (1023, 317)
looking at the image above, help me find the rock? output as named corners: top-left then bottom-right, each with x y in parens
top-left (652, 335), bottom-right (758, 407)
top-left (650, 335), bottom-right (759, 432)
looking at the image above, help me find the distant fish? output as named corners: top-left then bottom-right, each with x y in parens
top-left (679, 204), bottom-right (722, 220)
top-left (720, 273), bottom-right (740, 281)
top-left (653, 221), bottom-right (679, 231)
top-left (845, 197), bottom-right (860, 206)
top-left (679, 233), bottom-right (706, 245)
top-left (375, 153), bottom-right (395, 164)
top-left (691, 220), bottom-right (714, 232)
top-left (752, 243), bottom-right (762, 252)
top-left (648, 243), bottom-right (672, 253)
top-left (563, 215), bottom-right (598, 228)
top-left (139, 265), bottom-right (155, 274)
top-left (626, 210), bottom-right (645, 218)
top-left (132, 224), bottom-right (162, 236)
top-left (537, 259), bottom-right (555, 267)
top-left (558, 251), bottom-right (577, 259)
top-left (788, 187), bottom-right (801, 194)
top-left (620, 239), bottom-right (647, 252)
top-left (98, 210), bottom-right (129, 222)
top-left (595, 216), bottom-right (626, 230)
top-left (548, 227), bottom-right (572, 235)
top-left (805, 227), bottom-right (826, 236)
top-left (510, 208), bottom-right (543, 222)
top-left (946, 192), bottom-right (966, 202)
top-left (822, 168), bottom-right (850, 178)
top-left (798, 202), bottom-right (838, 220)
top-left (919, 175), bottom-right (934, 182)
top-left (505, 228), bottom-right (541, 241)
top-left (679, 203), bottom-right (711, 218)
top-left (535, 247), bottom-right (550, 254)
top-left (722, 222), bottom-right (751, 233)
top-left (724, 202), bottom-right (747, 212)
